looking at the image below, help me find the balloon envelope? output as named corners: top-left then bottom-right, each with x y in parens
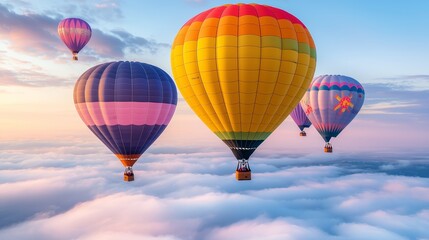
top-left (171, 3), bottom-right (316, 161)
top-left (290, 104), bottom-right (312, 131)
top-left (58, 18), bottom-right (92, 60)
top-left (74, 61), bottom-right (177, 168)
top-left (301, 75), bottom-right (365, 143)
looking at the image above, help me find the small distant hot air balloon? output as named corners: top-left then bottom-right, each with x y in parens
top-left (58, 18), bottom-right (92, 60)
top-left (301, 75), bottom-right (365, 152)
top-left (171, 3), bottom-right (316, 180)
top-left (74, 61), bottom-right (177, 181)
top-left (290, 104), bottom-right (312, 136)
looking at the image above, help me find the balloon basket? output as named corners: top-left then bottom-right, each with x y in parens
top-left (324, 143), bottom-right (333, 153)
top-left (236, 159), bottom-right (251, 180)
top-left (324, 147), bottom-right (332, 153)
top-left (123, 166), bottom-right (134, 182)
top-left (236, 171), bottom-right (251, 181)
top-left (299, 131), bottom-right (307, 137)
top-left (72, 56), bottom-right (78, 61)
top-left (124, 173), bottom-right (134, 182)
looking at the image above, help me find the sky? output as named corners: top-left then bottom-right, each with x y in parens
top-left (0, 0), bottom-right (429, 239)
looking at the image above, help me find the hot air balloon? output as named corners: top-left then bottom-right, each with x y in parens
top-left (171, 3), bottom-right (316, 180)
top-left (301, 75), bottom-right (365, 152)
top-left (290, 104), bottom-right (312, 136)
top-left (74, 61), bottom-right (177, 181)
top-left (58, 18), bottom-right (92, 60)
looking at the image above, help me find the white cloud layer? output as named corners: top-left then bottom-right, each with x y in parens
top-left (0, 140), bottom-right (428, 239)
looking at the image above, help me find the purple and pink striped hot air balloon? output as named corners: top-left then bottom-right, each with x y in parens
top-left (74, 61), bottom-right (177, 181)
top-left (290, 104), bottom-right (312, 136)
top-left (58, 18), bottom-right (92, 60)
top-left (301, 75), bottom-right (365, 152)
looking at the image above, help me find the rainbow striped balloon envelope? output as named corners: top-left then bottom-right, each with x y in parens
top-left (58, 18), bottom-right (92, 60)
top-left (301, 75), bottom-right (365, 152)
top-left (171, 3), bottom-right (316, 180)
top-left (74, 61), bottom-right (177, 181)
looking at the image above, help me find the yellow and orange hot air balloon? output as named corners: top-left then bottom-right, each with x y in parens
top-left (171, 3), bottom-right (316, 180)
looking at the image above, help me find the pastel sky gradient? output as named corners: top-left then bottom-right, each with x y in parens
top-left (0, 0), bottom-right (428, 152)
top-left (0, 0), bottom-right (429, 239)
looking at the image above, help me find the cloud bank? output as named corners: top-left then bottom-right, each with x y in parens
top-left (0, 140), bottom-right (428, 239)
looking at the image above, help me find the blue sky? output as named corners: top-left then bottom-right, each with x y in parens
top-left (0, 0), bottom-right (429, 239)
top-left (3, 0), bottom-right (429, 81)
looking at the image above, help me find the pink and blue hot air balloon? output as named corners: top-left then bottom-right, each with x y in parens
top-left (290, 104), bottom-right (312, 136)
top-left (301, 75), bottom-right (365, 152)
top-left (74, 61), bottom-right (177, 181)
top-left (58, 18), bottom-right (92, 60)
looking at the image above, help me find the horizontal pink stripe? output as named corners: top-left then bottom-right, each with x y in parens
top-left (75, 102), bottom-right (176, 126)
top-left (312, 82), bottom-right (362, 89)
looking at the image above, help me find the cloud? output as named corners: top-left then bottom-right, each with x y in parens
top-left (335, 223), bottom-right (408, 240)
top-left (111, 30), bottom-right (171, 54)
top-left (60, 0), bottom-right (124, 23)
top-left (4, 0), bottom-right (123, 23)
top-left (0, 67), bottom-right (72, 87)
top-left (87, 29), bottom-right (171, 59)
top-left (359, 83), bottom-right (429, 118)
top-left (206, 217), bottom-right (331, 240)
top-left (376, 75), bottom-right (429, 81)
top-left (0, 3), bottom-right (170, 88)
top-left (359, 210), bottom-right (429, 239)
top-left (0, 140), bottom-right (428, 239)
top-left (0, 3), bottom-right (169, 60)
top-left (374, 75), bottom-right (429, 91)
top-left (0, 68), bottom-right (32, 86)
top-left (0, 4), bottom-right (61, 57)
top-left (378, 159), bottom-right (413, 172)
top-left (94, 0), bottom-right (119, 10)
top-left (87, 29), bottom-right (127, 58)
top-left (0, 173), bottom-right (105, 229)
top-left (0, 49), bottom-right (75, 87)
top-left (361, 101), bottom-right (419, 115)
top-left (0, 0), bottom-right (30, 11)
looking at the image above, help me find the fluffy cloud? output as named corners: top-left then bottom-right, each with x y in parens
top-left (0, 139), bottom-right (428, 239)
top-left (0, 3), bottom-right (169, 60)
top-left (88, 29), bottom-right (171, 59)
top-left (206, 217), bottom-right (331, 240)
top-left (0, 4), bottom-right (61, 57)
top-left (0, 2), bottom-right (170, 88)
top-left (111, 30), bottom-right (170, 54)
